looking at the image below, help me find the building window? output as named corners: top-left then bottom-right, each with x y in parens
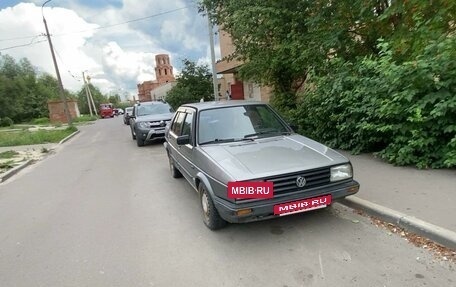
top-left (165, 69), bottom-right (168, 75)
top-left (159, 69), bottom-right (161, 76)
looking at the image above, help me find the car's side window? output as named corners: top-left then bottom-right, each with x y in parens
top-left (171, 112), bottom-right (186, 136)
top-left (181, 112), bottom-right (194, 145)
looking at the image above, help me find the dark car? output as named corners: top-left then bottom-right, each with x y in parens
top-left (129, 101), bottom-right (174, 146)
top-left (164, 101), bottom-right (360, 230)
top-left (123, 107), bottom-right (133, 125)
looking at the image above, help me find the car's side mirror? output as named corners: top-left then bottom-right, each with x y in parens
top-left (288, 123), bottom-right (298, 131)
top-left (176, 135), bottom-right (190, 145)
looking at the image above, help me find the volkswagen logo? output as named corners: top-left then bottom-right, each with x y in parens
top-left (160, 120), bottom-right (166, 127)
top-left (296, 176), bottom-right (306, 188)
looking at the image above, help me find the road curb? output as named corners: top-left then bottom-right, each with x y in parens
top-left (0, 160), bottom-right (33, 183)
top-left (339, 196), bottom-right (456, 250)
top-left (59, 130), bottom-right (80, 145)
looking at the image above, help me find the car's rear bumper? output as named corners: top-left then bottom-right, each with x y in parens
top-left (212, 180), bottom-right (360, 223)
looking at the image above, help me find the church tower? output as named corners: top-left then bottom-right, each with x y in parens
top-left (155, 54), bottom-right (175, 84)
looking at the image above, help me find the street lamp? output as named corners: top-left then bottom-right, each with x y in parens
top-left (42, 0), bottom-right (72, 124)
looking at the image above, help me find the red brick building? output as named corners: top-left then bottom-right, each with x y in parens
top-left (137, 54), bottom-right (175, 102)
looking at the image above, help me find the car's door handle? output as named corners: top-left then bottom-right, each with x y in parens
top-left (190, 165), bottom-right (195, 169)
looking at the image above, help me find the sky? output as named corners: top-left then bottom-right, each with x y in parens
top-left (0, 0), bottom-right (220, 100)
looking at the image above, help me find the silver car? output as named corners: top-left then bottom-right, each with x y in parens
top-left (164, 101), bottom-right (360, 230)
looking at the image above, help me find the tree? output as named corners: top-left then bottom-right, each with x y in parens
top-left (202, 0), bottom-right (456, 111)
top-left (76, 83), bottom-right (108, 114)
top-left (165, 59), bottom-right (213, 109)
top-left (108, 95), bottom-right (121, 106)
top-left (0, 54), bottom-right (61, 122)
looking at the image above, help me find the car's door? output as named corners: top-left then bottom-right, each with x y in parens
top-left (168, 110), bottom-right (186, 172)
top-left (178, 109), bottom-right (196, 181)
top-left (168, 108), bottom-right (196, 181)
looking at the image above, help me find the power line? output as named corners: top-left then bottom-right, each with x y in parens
top-left (0, 5), bottom-right (192, 50)
top-left (0, 35), bottom-right (47, 51)
top-left (0, 35), bottom-right (43, 42)
top-left (50, 6), bottom-right (191, 38)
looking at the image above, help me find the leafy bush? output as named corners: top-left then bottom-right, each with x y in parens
top-left (294, 38), bottom-right (456, 168)
top-left (32, 117), bottom-right (50, 125)
top-left (0, 117), bottom-right (14, 127)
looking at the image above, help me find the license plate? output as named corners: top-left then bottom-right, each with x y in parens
top-left (273, 195), bottom-right (332, 216)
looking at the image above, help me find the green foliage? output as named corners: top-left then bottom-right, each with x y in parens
top-left (32, 117), bottom-right (50, 125)
top-left (76, 84), bottom-right (109, 114)
top-left (0, 160), bottom-right (15, 171)
top-left (203, 0), bottom-right (456, 110)
top-left (0, 117), bottom-right (14, 127)
top-left (0, 127), bottom-right (78, 147)
top-left (0, 54), bottom-right (74, 123)
top-left (295, 38), bottom-right (456, 168)
top-left (202, 0), bottom-right (395, 109)
top-left (166, 59), bottom-right (213, 109)
top-left (0, 150), bottom-right (19, 159)
top-left (72, 115), bottom-right (98, 123)
top-left (203, 0), bottom-right (456, 168)
top-left (108, 95), bottom-right (121, 105)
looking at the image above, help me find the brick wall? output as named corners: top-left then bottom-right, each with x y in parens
top-left (48, 100), bottom-right (80, 123)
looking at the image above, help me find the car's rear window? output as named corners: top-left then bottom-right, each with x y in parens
top-left (137, 103), bottom-right (173, 116)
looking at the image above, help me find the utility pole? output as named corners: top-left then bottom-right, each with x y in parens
top-left (207, 12), bottom-right (218, 101)
top-left (82, 71), bottom-right (93, 116)
top-left (42, 0), bottom-right (72, 124)
top-left (85, 74), bottom-right (98, 116)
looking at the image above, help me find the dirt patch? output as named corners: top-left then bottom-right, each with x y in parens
top-left (0, 148), bottom-right (51, 174)
top-left (353, 209), bottom-right (456, 263)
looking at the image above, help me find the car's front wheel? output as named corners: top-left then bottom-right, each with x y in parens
top-left (199, 183), bottom-right (227, 230)
top-left (136, 136), bottom-right (145, 147)
top-left (131, 128), bottom-right (136, 140)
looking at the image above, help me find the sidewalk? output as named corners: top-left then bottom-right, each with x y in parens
top-left (0, 129), bottom-right (80, 182)
top-left (339, 151), bottom-right (456, 232)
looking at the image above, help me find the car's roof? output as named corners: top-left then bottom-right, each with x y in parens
top-left (181, 100), bottom-right (267, 111)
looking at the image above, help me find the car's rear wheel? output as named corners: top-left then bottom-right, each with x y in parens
top-left (168, 153), bottom-right (182, 178)
top-left (199, 183), bottom-right (227, 230)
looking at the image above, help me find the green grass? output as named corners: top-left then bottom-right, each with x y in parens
top-left (32, 117), bottom-right (50, 125)
top-left (0, 150), bottom-right (19, 159)
top-left (73, 115), bottom-right (98, 123)
top-left (0, 160), bottom-right (15, 171)
top-left (0, 126), bottom-right (77, 147)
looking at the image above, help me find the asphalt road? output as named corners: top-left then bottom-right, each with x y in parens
top-left (1, 118), bottom-right (455, 287)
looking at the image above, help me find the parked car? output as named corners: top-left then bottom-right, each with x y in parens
top-left (123, 107), bottom-right (133, 125)
top-left (113, 108), bottom-right (123, 116)
top-left (99, 103), bottom-right (114, 118)
top-left (129, 101), bottom-right (174, 146)
top-left (164, 101), bottom-right (360, 230)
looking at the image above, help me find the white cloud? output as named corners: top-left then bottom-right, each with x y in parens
top-left (0, 0), bottom-right (211, 99)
